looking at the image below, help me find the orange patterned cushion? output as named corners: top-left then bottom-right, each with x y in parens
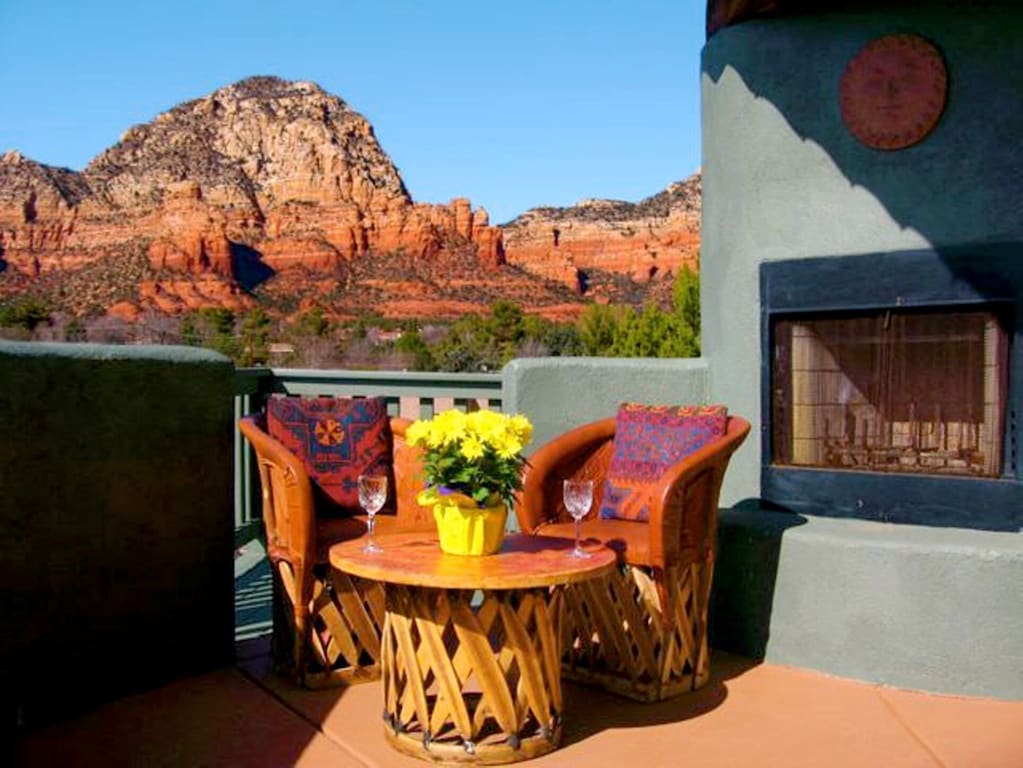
top-left (599, 403), bottom-right (728, 522)
top-left (266, 396), bottom-right (393, 516)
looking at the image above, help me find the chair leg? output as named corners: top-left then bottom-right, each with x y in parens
top-left (270, 559), bottom-right (386, 688)
top-left (560, 561), bottom-right (711, 701)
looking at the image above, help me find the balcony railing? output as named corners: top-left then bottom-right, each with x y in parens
top-left (233, 368), bottom-right (505, 531)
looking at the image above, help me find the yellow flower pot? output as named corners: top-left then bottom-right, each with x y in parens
top-left (418, 488), bottom-right (508, 556)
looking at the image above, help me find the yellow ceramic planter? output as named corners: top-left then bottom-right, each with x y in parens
top-left (418, 488), bottom-right (508, 556)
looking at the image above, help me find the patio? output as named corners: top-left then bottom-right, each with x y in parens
top-left (11, 528), bottom-right (1023, 766)
top-left (5, 5), bottom-right (1023, 763)
top-left (13, 633), bottom-right (1023, 767)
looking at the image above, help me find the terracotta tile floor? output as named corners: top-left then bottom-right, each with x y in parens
top-left (13, 640), bottom-right (1023, 768)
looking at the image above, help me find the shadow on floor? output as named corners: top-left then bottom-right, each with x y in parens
top-left (235, 540), bottom-right (272, 643)
top-left (559, 652), bottom-right (760, 746)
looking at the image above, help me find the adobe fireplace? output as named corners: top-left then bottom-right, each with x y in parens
top-left (761, 248), bottom-right (1022, 531)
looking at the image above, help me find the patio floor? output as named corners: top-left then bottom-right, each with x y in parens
top-left (11, 544), bottom-right (1023, 767)
top-left (12, 634), bottom-right (1023, 768)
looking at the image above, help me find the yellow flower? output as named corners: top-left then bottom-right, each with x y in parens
top-left (433, 409), bottom-right (467, 447)
top-left (413, 409), bottom-right (532, 504)
top-left (405, 419), bottom-right (429, 447)
top-left (509, 414), bottom-right (533, 444)
top-left (460, 435), bottom-right (485, 461)
top-left (496, 435), bottom-right (523, 459)
top-left (468, 411), bottom-right (503, 447)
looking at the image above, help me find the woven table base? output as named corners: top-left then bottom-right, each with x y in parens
top-left (381, 585), bottom-right (564, 764)
top-left (561, 561), bottom-right (712, 702)
top-left (271, 560), bottom-right (386, 688)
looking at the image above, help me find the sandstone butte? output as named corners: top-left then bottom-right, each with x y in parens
top-left (0, 76), bottom-right (700, 322)
top-left (501, 174), bottom-right (701, 303)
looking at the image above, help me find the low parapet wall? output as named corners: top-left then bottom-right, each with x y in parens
top-left (0, 341), bottom-right (236, 727)
top-left (502, 356), bottom-right (712, 452)
top-left (712, 506), bottom-right (1023, 700)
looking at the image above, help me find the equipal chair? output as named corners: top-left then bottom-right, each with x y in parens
top-left (239, 395), bottom-right (434, 688)
top-left (514, 403), bottom-right (750, 702)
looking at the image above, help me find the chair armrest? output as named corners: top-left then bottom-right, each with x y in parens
top-left (515, 418), bottom-right (616, 533)
top-left (646, 416), bottom-right (751, 570)
top-left (390, 417), bottom-right (434, 530)
top-left (238, 416), bottom-right (316, 579)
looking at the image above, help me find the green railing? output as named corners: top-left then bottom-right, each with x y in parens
top-left (233, 368), bottom-right (505, 531)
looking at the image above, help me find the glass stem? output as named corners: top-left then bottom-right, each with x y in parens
top-left (368, 514), bottom-right (375, 547)
top-left (574, 516), bottom-right (581, 552)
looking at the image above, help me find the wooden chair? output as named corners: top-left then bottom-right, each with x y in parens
top-left (238, 413), bottom-right (434, 688)
top-left (514, 413), bottom-right (750, 701)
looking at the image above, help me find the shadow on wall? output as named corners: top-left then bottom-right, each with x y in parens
top-left (0, 343), bottom-right (235, 738)
top-left (709, 502), bottom-right (807, 658)
top-left (701, 5), bottom-right (1023, 263)
top-left (701, 4), bottom-right (1023, 522)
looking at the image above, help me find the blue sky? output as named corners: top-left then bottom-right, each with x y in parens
top-left (0, 1), bottom-right (706, 224)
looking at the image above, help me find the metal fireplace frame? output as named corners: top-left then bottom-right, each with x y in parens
top-left (760, 246), bottom-right (1022, 531)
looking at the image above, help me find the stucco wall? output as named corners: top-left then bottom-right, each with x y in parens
top-left (700, 5), bottom-right (1023, 504)
top-left (502, 356), bottom-right (711, 453)
top-left (711, 507), bottom-right (1023, 699)
top-left (0, 342), bottom-right (235, 727)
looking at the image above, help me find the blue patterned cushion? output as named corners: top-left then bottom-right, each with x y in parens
top-left (266, 396), bottom-right (393, 516)
top-left (599, 403), bottom-right (728, 522)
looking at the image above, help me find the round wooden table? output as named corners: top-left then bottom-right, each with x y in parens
top-left (330, 532), bottom-right (615, 765)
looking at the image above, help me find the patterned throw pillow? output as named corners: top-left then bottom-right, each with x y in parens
top-left (598, 403), bottom-right (728, 522)
top-left (266, 396), bottom-right (393, 516)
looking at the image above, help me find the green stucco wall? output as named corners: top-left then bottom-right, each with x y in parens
top-left (502, 356), bottom-right (711, 454)
top-left (0, 341), bottom-right (236, 727)
top-left (711, 508), bottom-right (1023, 699)
top-left (701, 4), bottom-right (1023, 504)
top-left (699, 4), bottom-right (1023, 698)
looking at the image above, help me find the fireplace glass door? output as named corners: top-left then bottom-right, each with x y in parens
top-left (772, 310), bottom-right (1008, 477)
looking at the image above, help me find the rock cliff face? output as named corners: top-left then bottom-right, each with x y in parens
top-left (0, 77), bottom-right (507, 316)
top-left (0, 76), bottom-right (699, 322)
top-left (501, 173), bottom-right (701, 296)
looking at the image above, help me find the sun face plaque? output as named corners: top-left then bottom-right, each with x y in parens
top-left (839, 34), bottom-right (948, 150)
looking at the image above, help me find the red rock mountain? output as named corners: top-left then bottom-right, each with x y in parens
top-left (502, 175), bottom-right (701, 301)
top-left (0, 76), bottom-right (699, 322)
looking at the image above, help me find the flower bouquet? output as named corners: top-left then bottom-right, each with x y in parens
top-left (406, 409), bottom-right (533, 555)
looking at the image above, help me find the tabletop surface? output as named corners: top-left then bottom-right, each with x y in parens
top-left (329, 532), bottom-right (616, 590)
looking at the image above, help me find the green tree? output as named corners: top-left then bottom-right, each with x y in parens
top-left (197, 307), bottom-right (236, 336)
top-left (434, 315), bottom-right (498, 372)
top-left (238, 307), bottom-right (272, 366)
top-left (0, 296), bottom-right (51, 331)
top-left (521, 314), bottom-right (550, 343)
top-left (177, 307), bottom-right (240, 359)
top-left (577, 303), bottom-right (626, 355)
top-left (295, 306), bottom-right (330, 337)
top-left (597, 268), bottom-right (701, 359)
top-left (542, 323), bottom-right (583, 356)
top-left (486, 300), bottom-right (525, 347)
top-left (395, 329), bottom-right (435, 371)
top-left (180, 313), bottom-right (200, 346)
top-left (64, 317), bottom-right (87, 342)
top-left (203, 308), bottom-right (239, 359)
top-left (672, 264), bottom-right (700, 354)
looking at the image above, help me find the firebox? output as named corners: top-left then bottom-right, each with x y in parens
top-left (761, 248), bottom-right (1022, 531)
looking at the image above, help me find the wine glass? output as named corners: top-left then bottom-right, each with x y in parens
top-left (358, 474), bottom-right (388, 553)
top-left (563, 479), bottom-right (594, 558)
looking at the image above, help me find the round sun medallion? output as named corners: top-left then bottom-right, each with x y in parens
top-left (839, 33), bottom-right (948, 150)
top-left (314, 418), bottom-right (345, 446)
